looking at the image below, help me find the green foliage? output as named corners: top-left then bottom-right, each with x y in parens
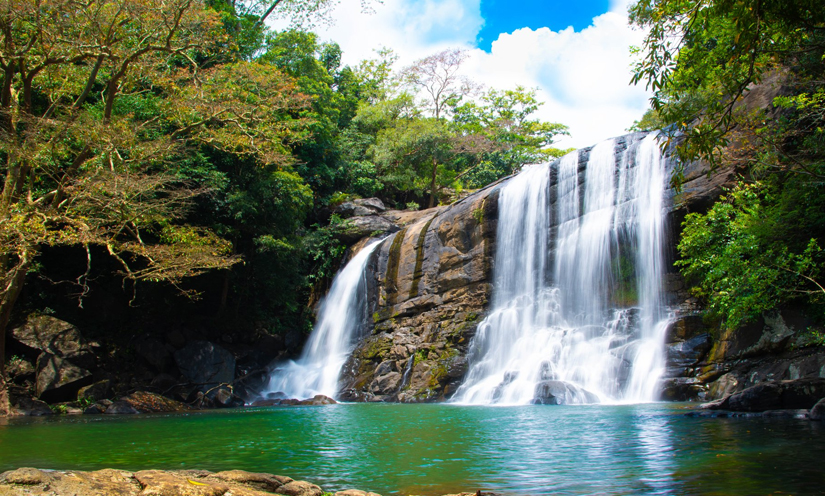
top-left (677, 180), bottom-right (825, 330)
top-left (302, 219), bottom-right (347, 286)
top-left (629, 0), bottom-right (825, 167)
top-left (452, 87), bottom-right (569, 187)
top-left (627, 107), bottom-right (669, 133)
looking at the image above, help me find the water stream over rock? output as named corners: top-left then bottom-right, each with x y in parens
top-left (453, 133), bottom-right (671, 405)
top-left (264, 240), bottom-right (382, 400)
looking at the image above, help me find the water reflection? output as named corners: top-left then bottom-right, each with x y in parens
top-left (1, 404), bottom-right (823, 495)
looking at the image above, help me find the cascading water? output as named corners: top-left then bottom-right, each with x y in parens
top-left (264, 240), bottom-right (381, 400)
top-left (453, 133), bottom-right (670, 405)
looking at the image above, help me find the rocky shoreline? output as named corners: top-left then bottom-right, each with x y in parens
top-left (0, 468), bottom-right (482, 496)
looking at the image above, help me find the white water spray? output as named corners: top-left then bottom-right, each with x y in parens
top-left (265, 240), bottom-right (381, 399)
top-left (453, 133), bottom-right (670, 405)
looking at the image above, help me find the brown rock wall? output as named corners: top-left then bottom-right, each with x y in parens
top-left (338, 185), bottom-right (501, 402)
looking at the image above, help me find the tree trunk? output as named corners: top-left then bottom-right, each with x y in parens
top-left (0, 248), bottom-right (33, 415)
top-left (0, 375), bottom-right (8, 416)
top-left (428, 157), bottom-right (438, 209)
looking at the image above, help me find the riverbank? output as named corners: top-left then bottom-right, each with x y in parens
top-left (0, 468), bottom-right (481, 496)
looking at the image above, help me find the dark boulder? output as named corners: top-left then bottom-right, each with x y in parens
top-left (707, 378), bottom-right (825, 412)
top-left (666, 333), bottom-right (712, 369)
top-left (104, 400), bottom-right (140, 414)
top-left (134, 336), bottom-right (174, 372)
top-left (35, 353), bottom-right (94, 403)
top-left (10, 397), bottom-right (53, 416)
top-left (173, 340), bottom-right (235, 391)
top-left (213, 388), bottom-right (245, 408)
top-left (532, 380), bottom-right (600, 405)
top-left (10, 315), bottom-right (97, 369)
top-left (77, 380), bottom-right (111, 402)
top-left (659, 377), bottom-right (706, 401)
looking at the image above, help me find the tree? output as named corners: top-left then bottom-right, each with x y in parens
top-left (452, 86), bottom-right (569, 187)
top-left (629, 0), bottom-right (825, 168)
top-left (400, 48), bottom-right (479, 207)
top-left (0, 0), bottom-right (311, 412)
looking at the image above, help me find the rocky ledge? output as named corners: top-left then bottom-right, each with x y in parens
top-left (0, 468), bottom-right (485, 496)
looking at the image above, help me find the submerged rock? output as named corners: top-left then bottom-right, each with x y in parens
top-left (808, 397), bottom-right (825, 421)
top-left (532, 381), bottom-right (600, 405)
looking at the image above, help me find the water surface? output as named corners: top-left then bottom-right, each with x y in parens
top-left (1, 403), bottom-right (822, 495)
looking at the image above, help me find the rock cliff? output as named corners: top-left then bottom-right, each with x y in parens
top-left (332, 131), bottom-right (824, 406)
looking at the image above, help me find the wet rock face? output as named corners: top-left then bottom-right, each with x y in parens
top-left (704, 378), bottom-right (825, 412)
top-left (338, 185), bottom-right (501, 402)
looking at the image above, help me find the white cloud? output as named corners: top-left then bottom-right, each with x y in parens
top-left (273, 0), bottom-right (652, 149)
top-left (291, 0), bottom-right (483, 66)
top-left (466, 11), bottom-right (651, 148)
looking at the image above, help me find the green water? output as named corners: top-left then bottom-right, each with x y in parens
top-left (1, 403), bottom-right (823, 495)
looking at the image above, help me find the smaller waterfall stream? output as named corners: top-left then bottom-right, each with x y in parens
top-left (265, 240), bottom-right (381, 399)
top-left (453, 133), bottom-right (671, 405)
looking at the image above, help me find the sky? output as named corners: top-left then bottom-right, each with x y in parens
top-left (272, 0), bottom-right (651, 149)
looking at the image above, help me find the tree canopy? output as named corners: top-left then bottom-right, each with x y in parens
top-left (629, 0), bottom-right (825, 329)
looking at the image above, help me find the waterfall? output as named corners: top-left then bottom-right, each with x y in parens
top-left (264, 240), bottom-right (381, 400)
top-left (453, 133), bottom-right (670, 405)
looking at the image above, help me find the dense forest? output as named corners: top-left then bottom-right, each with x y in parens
top-left (0, 0), bottom-right (570, 403)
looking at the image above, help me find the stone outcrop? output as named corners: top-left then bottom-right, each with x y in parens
top-left (335, 198), bottom-right (387, 218)
top-left (8, 315), bottom-right (99, 403)
top-left (0, 468), bottom-right (482, 496)
top-left (337, 181), bottom-right (501, 402)
top-left (660, 306), bottom-right (825, 404)
top-left (35, 353), bottom-right (94, 404)
top-left (0, 468), bottom-right (315, 496)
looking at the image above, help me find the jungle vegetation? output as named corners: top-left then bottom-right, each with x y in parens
top-left (0, 0), bottom-right (570, 406)
top-left (630, 0), bottom-right (825, 329)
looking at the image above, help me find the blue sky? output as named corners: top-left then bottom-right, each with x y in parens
top-left (273, 0), bottom-right (650, 149)
top-left (477, 0), bottom-right (609, 50)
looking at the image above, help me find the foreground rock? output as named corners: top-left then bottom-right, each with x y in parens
top-left (0, 468), bottom-right (484, 496)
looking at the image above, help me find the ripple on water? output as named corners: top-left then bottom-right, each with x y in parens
top-left (1, 403), bottom-right (823, 495)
